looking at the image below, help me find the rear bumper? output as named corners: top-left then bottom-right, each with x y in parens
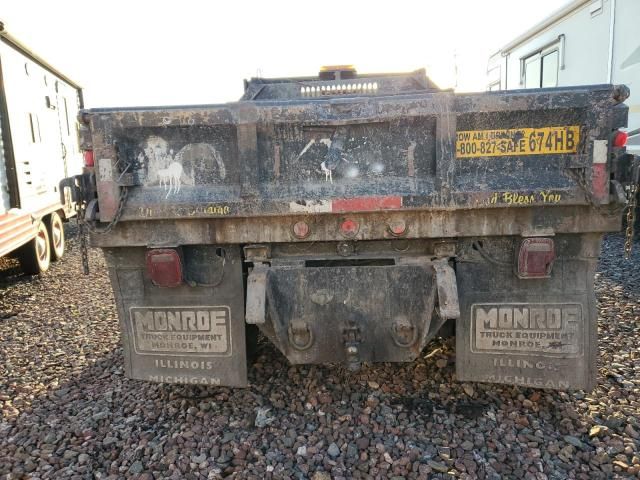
top-left (90, 205), bottom-right (621, 248)
top-left (248, 259), bottom-right (455, 368)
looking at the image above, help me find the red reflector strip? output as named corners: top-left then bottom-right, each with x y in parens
top-left (331, 196), bottom-right (402, 213)
top-left (83, 150), bottom-right (95, 167)
top-left (591, 163), bottom-right (608, 201)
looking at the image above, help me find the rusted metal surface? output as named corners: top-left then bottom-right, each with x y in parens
top-left (68, 68), bottom-right (639, 390)
top-left (90, 206), bottom-right (621, 248)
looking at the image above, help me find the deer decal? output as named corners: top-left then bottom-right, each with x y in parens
top-left (157, 162), bottom-right (183, 198)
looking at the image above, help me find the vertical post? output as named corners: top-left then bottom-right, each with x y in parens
top-left (236, 105), bottom-right (259, 197)
top-left (93, 115), bottom-right (120, 222)
top-left (434, 94), bottom-right (456, 201)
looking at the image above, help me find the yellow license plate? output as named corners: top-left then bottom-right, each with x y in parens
top-left (456, 126), bottom-right (580, 158)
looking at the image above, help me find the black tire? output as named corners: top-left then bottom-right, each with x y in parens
top-left (17, 219), bottom-right (51, 275)
top-left (48, 212), bottom-right (65, 261)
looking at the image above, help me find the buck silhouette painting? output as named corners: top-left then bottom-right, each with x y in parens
top-left (141, 136), bottom-right (227, 197)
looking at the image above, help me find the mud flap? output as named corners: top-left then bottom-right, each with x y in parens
top-left (456, 234), bottom-right (600, 391)
top-left (104, 245), bottom-right (247, 387)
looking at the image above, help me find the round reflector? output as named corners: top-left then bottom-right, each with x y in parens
top-left (292, 221), bottom-right (310, 239)
top-left (340, 219), bottom-right (359, 237)
top-left (388, 219), bottom-right (406, 236)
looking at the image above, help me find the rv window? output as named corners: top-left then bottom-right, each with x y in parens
top-left (524, 55), bottom-right (541, 89)
top-left (523, 47), bottom-right (559, 88)
top-left (542, 50), bottom-right (559, 88)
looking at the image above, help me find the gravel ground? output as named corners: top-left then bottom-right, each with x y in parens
top-left (0, 229), bottom-right (639, 480)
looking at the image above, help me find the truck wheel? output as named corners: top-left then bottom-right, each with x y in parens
top-left (18, 220), bottom-right (51, 274)
top-left (48, 212), bottom-right (65, 261)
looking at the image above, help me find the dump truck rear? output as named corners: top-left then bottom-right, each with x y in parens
top-left (66, 67), bottom-right (639, 390)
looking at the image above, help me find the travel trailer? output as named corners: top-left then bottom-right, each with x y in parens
top-left (0, 22), bottom-right (83, 273)
top-left (487, 0), bottom-right (640, 153)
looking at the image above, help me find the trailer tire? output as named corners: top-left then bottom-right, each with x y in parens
top-left (18, 219), bottom-right (51, 275)
top-left (48, 212), bottom-right (65, 261)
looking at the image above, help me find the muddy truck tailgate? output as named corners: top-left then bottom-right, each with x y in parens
top-left (72, 69), bottom-right (637, 390)
top-left (92, 84), bottom-right (626, 228)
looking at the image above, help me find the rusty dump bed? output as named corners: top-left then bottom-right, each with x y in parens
top-left (77, 68), bottom-right (637, 391)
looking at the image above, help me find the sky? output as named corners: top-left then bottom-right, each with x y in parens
top-left (2, 0), bottom-right (572, 107)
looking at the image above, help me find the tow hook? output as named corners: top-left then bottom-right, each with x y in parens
top-left (342, 323), bottom-right (362, 371)
top-left (391, 315), bottom-right (417, 347)
top-left (288, 319), bottom-right (313, 350)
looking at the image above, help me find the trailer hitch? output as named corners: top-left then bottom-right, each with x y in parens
top-left (342, 322), bottom-right (362, 371)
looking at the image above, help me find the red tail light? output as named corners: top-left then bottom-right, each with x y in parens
top-left (146, 249), bottom-right (183, 287)
top-left (83, 150), bottom-right (95, 167)
top-left (340, 218), bottom-right (359, 237)
top-left (613, 130), bottom-right (628, 148)
top-left (517, 238), bottom-right (555, 279)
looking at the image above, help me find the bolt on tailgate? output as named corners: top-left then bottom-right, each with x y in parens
top-left (85, 82), bottom-right (627, 223)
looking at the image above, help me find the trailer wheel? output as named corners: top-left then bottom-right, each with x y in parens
top-left (48, 212), bottom-right (65, 261)
top-left (18, 219), bottom-right (51, 275)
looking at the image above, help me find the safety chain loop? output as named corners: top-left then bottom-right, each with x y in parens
top-left (85, 186), bottom-right (129, 235)
top-left (76, 206), bottom-right (90, 275)
top-left (625, 183), bottom-right (638, 259)
top-left (567, 161), bottom-right (637, 259)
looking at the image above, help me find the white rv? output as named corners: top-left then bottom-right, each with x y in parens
top-left (0, 22), bottom-right (83, 274)
top-left (488, 0), bottom-right (640, 152)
